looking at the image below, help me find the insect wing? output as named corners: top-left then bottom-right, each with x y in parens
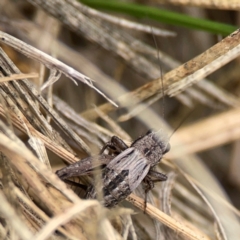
top-left (105, 147), bottom-right (150, 192)
top-left (56, 154), bottom-right (114, 180)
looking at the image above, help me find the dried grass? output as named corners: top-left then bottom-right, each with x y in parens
top-left (0, 0), bottom-right (239, 240)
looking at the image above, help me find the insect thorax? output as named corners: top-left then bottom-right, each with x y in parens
top-left (131, 131), bottom-right (169, 167)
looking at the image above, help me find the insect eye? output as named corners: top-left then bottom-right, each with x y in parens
top-left (163, 143), bottom-right (171, 154)
top-left (146, 129), bottom-right (153, 135)
top-left (144, 148), bottom-right (150, 155)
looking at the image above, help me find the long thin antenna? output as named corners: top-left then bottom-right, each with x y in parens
top-left (168, 108), bottom-right (196, 139)
top-left (151, 28), bottom-right (165, 119)
top-left (151, 31), bottom-right (194, 140)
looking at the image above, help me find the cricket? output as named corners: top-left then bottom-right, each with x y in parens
top-left (56, 130), bottom-right (170, 207)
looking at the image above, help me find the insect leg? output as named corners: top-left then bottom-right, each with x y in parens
top-left (63, 179), bottom-right (88, 190)
top-left (147, 169), bottom-right (168, 182)
top-left (56, 155), bottom-right (114, 182)
top-left (143, 170), bottom-right (167, 211)
top-left (100, 136), bottom-right (128, 154)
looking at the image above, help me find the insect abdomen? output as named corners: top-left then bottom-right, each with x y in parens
top-left (103, 168), bottom-right (132, 207)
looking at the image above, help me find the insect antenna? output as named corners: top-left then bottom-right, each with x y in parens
top-left (151, 27), bottom-right (165, 120)
top-left (141, 29), bottom-right (167, 212)
top-left (151, 30), bottom-right (172, 156)
top-left (152, 30), bottom-right (193, 143)
top-left (168, 108), bottom-right (195, 140)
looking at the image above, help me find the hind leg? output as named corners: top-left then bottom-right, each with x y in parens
top-left (143, 170), bottom-right (167, 212)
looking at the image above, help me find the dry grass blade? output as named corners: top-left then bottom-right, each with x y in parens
top-left (0, 191), bottom-right (33, 240)
top-left (161, 0), bottom-right (240, 10)
top-left (177, 172), bottom-right (240, 218)
top-left (169, 107), bottom-right (240, 157)
top-left (28, 137), bottom-right (51, 169)
top-left (40, 68), bottom-right (61, 91)
top-left (0, 30), bottom-right (117, 107)
top-left (168, 31), bottom-right (240, 96)
top-left (94, 107), bottom-right (132, 142)
top-left (0, 124), bottom-right (117, 239)
top-left (0, 47), bottom-right (92, 155)
top-left (10, 1), bottom-right (238, 115)
top-left (196, 80), bottom-right (240, 108)
top-left (173, 153), bottom-right (240, 239)
top-left (83, 28), bottom-right (240, 120)
top-left (229, 141), bottom-right (240, 187)
top-left (34, 200), bottom-right (100, 240)
top-left (78, 3), bottom-right (176, 37)
top-left (127, 194), bottom-right (211, 240)
top-left (28, 0), bottom-right (162, 80)
top-left (0, 73), bottom-right (38, 83)
top-left (0, 31), bottom-right (90, 84)
top-left (0, 101), bottom-right (81, 164)
top-left (14, 186), bottom-right (77, 240)
top-left (180, 169), bottom-right (228, 240)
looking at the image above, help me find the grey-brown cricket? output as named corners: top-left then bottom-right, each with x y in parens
top-left (56, 130), bottom-right (170, 208)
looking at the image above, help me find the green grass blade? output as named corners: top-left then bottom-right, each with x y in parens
top-left (80, 0), bottom-right (237, 35)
